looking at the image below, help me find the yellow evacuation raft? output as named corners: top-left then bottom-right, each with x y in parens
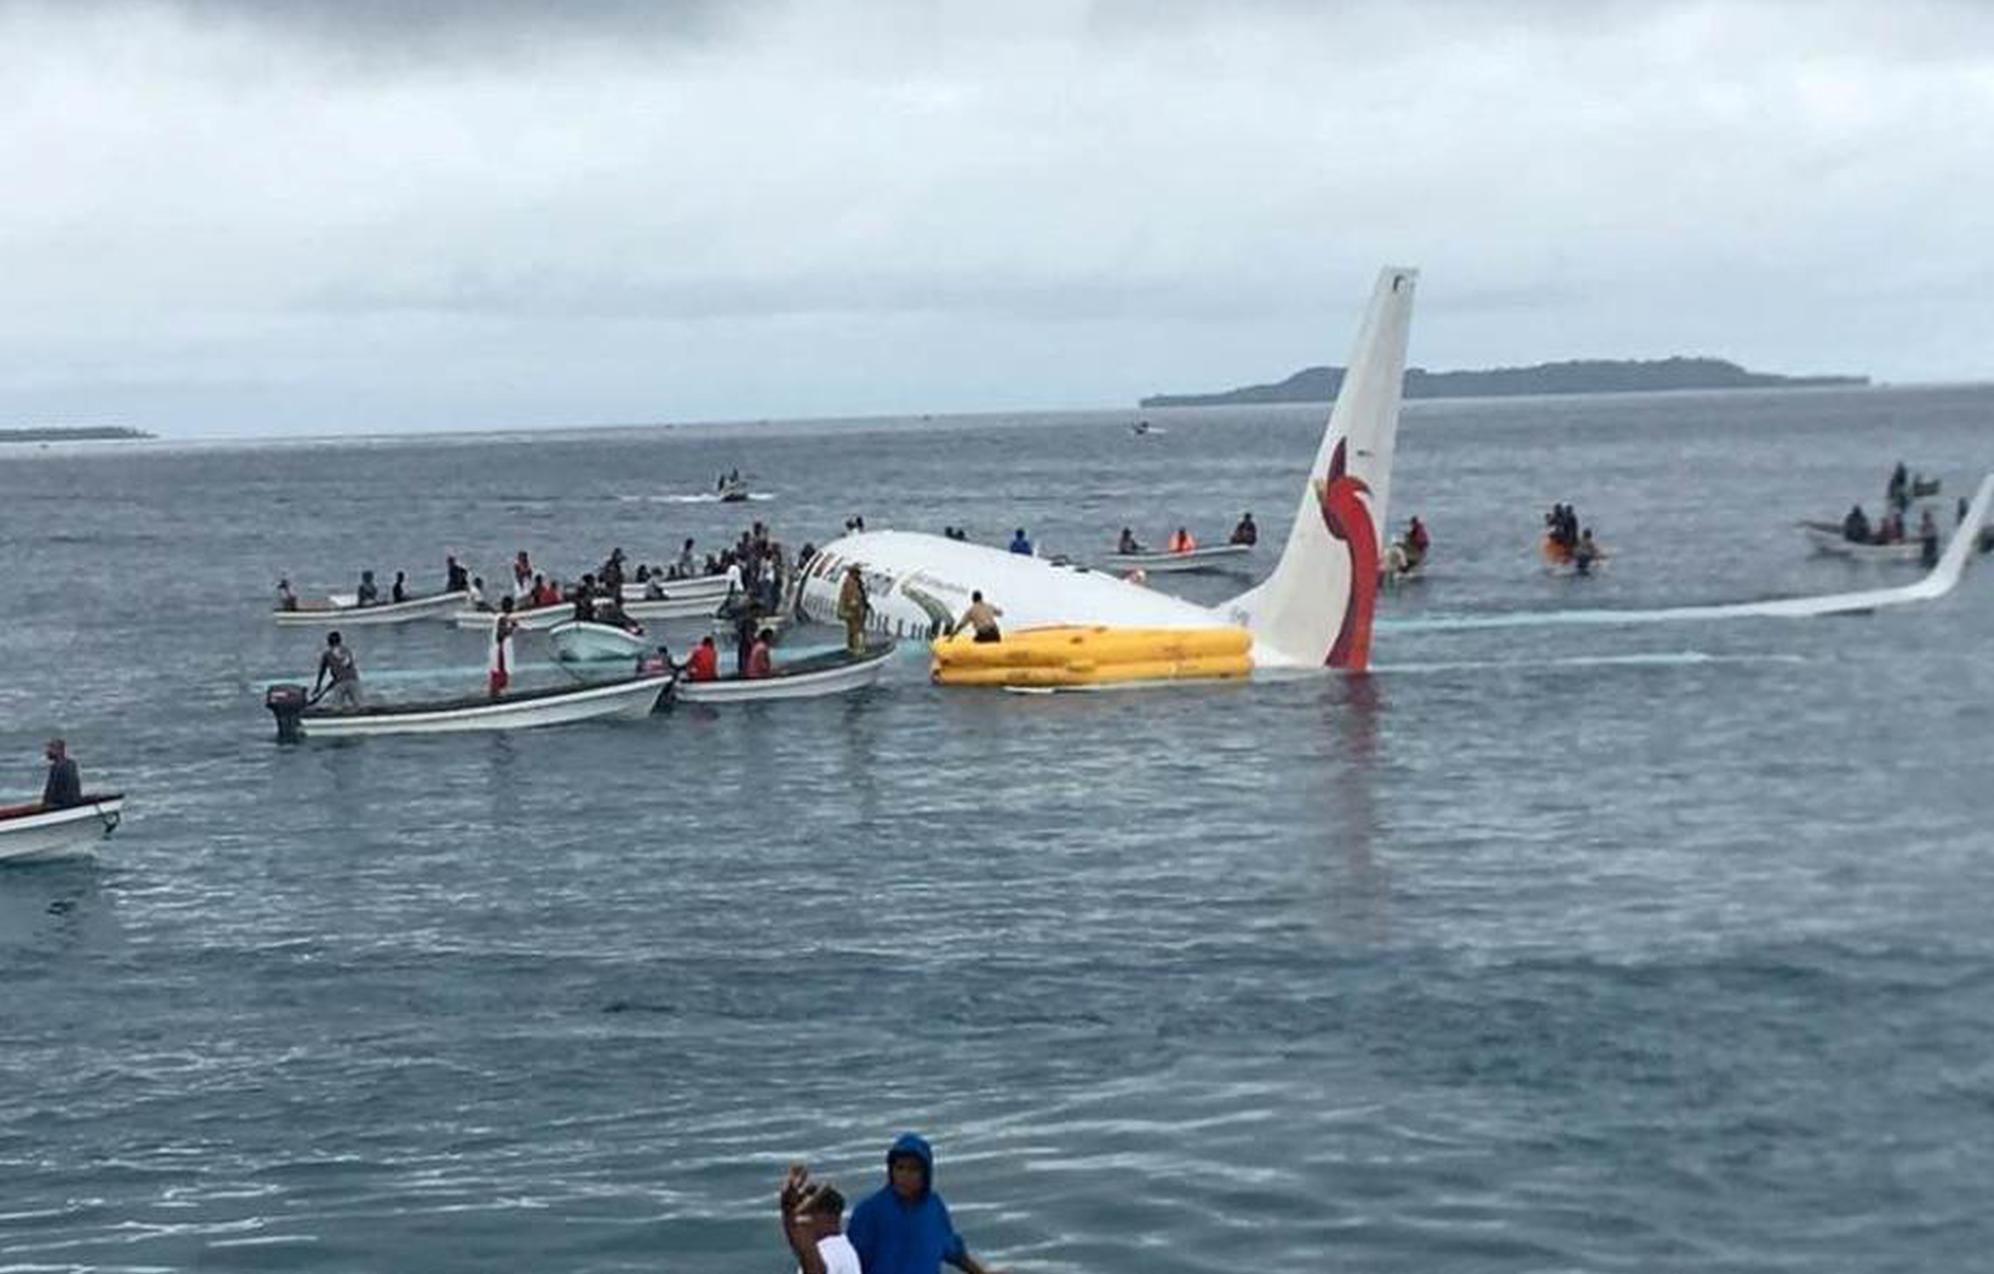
top-left (931, 625), bottom-right (1253, 688)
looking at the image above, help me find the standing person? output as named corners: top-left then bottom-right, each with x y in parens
top-left (391, 571), bottom-right (409, 604)
top-left (275, 578), bottom-right (298, 611)
top-left (1007, 528), bottom-right (1032, 556)
top-left (513, 551), bottom-right (534, 601)
top-left (779, 1166), bottom-right (860, 1274)
top-left (488, 597), bottom-right (518, 698)
top-left (1404, 515), bottom-right (1430, 567)
top-left (314, 631), bottom-right (362, 708)
top-left (950, 591), bottom-right (1003, 643)
top-left (836, 565), bottom-right (870, 654)
top-left (40, 738), bottom-right (82, 810)
top-left (445, 555), bottom-right (469, 593)
top-left (846, 1134), bottom-right (1003, 1274)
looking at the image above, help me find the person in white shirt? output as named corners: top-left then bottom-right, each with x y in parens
top-left (780, 1165), bottom-right (860, 1274)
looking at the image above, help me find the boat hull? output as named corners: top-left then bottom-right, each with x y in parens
top-left (0, 795), bottom-right (125, 863)
top-left (624, 595), bottom-right (723, 621)
top-left (275, 591), bottom-right (470, 626)
top-left (673, 645), bottom-right (893, 703)
top-left (295, 675), bottom-right (669, 737)
top-left (550, 620), bottom-right (648, 663)
top-left (622, 574), bottom-right (733, 603)
top-left (452, 602), bottom-right (575, 632)
top-left (1099, 544), bottom-right (1253, 574)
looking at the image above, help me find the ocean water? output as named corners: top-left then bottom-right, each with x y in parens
top-left (3, 385), bottom-right (1994, 1272)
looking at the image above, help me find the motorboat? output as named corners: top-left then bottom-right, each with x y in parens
top-left (719, 478), bottom-right (751, 503)
top-left (1798, 520), bottom-right (1935, 564)
top-left (671, 643), bottom-right (894, 704)
top-left (625, 593), bottom-right (725, 622)
top-left (0, 794), bottom-right (125, 864)
top-left (451, 600), bottom-right (575, 632)
top-left (274, 590), bottom-right (469, 626)
top-left (621, 573), bottom-right (733, 603)
top-left (1098, 543), bottom-right (1254, 575)
top-left (550, 620), bottom-right (649, 663)
top-left (263, 673), bottom-right (670, 739)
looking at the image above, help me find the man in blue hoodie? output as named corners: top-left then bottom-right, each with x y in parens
top-left (845, 1133), bottom-right (1003, 1274)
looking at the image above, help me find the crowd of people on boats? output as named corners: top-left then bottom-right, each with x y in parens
top-left (1542, 503), bottom-right (1603, 574)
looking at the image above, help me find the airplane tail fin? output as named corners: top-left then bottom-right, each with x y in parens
top-left (1225, 266), bottom-right (1417, 670)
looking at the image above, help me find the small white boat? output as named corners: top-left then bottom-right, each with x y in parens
top-left (549, 620), bottom-right (649, 663)
top-left (624, 594), bottom-right (725, 622)
top-left (622, 573), bottom-right (733, 603)
top-left (451, 601), bottom-right (575, 632)
top-left (719, 479), bottom-right (751, 503)
top-left (0, 794), bottom-right (125, 864)
top-left (672, 644), bottom-right (894, 704)
top-left (275, 590), bottom-right (469, 626)
top-left (1099, 543), bottom-right (1254, 575)
top-left (1798, 521), bottom-right (1933, 564)
top-left (267, 673), bottom-right (670, 739)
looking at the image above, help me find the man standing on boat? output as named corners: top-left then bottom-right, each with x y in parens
top-left (846, 1133), bottom-right (1004, 1274)
top-left (489, 597), bottom-right (519, 698)
top-left (313, 632), bottom-right (362, 709)
top-left (41, 738), bottom-right (82, 810)
top-left (837, 565), bottom-right (870, 654)
top-left (446, 555), bottom-right (469, 593)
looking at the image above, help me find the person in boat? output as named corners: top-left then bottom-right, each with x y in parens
top-left (467, 575), bottom-right (488, 610)
top-left (1116, 527), bottom-right (1144, 555)
top-left (634, 563), bottom-right (650, 585)
top-left (446, 555), bottom-right (469, 593)
top-left (1888, 461), bottom-right (1909, 513)
top-left (1842, 504), bottom-right (1871, 543)
top-left (513, 551), bottom-right (534, 600)
top-left (314, 631), bottom-right (362, 709)
top-left (746, 627), bottom-right (777, 679)
top-left (846, 1133), bottom-right (1002, 1274)
top-left (951, 591), bottom-right (1003, 643)
top-left (531, 574), bottom-right (557, 608)
top-left (1167, 526), bottom-right (1196, 553)
top-left (732, 602), bottom-right (760, 676)
top-left (1919, 508), bottom-right (1941, 566)
top-left (572, 575), bottom-right (598, 623)
top-left (489, 597), bottom-right (519, 698)
top-left (779, 1166), bottom-right (860, 1274)
top-left (1573, 528), bottom-right (1601, 576)
top-left (41, 737), bottom-right (82, 810)
top-left (601, 548), bottom-right (626, 593)
top-left (1008, 528), bottom-right (1032, 556)
top-left (685, 635), bottom-right (720, 682)
top-left (598, 596), bottom-right (642, 634)
top-left (356, 570), bottom-right (380, 607)
top-left (1230, 512), bottom-right (1257, 546)
top-left (276, 578), bottom-right (298, 612)
top-left (837, 565), bottom-right (870, 654)
top-left (391, 571), bottom-right (409, 604)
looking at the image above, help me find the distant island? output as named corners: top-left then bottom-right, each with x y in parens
top-left (1140, 357), bottom-right (1867, 407)
top-left (0, 426), bottom-right (153, 444)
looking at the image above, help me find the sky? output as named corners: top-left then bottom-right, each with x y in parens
top-left (2, 0), bottom-right (1991, 437)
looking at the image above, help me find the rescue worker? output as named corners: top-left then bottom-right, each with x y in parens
top-left (837, 565), bottom-right (870, 655)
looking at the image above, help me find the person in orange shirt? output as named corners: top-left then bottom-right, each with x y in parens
top-left (1167, 526), bottom-right (1196, 553)
top-left (685, 636), bottom-right (720, 681)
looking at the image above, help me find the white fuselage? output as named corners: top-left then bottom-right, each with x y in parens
top-left (795, 530), bottom-right (1269, 649)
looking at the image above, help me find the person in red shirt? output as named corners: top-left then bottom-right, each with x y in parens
top-left (685, 636), bottom-right (720, 682)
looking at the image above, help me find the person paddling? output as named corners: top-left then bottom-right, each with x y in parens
top-left (41, 738), bottom-right (82, 810)
top-left (314, 631), bottom-right (362, 708)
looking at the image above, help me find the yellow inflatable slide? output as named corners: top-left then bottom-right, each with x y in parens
top-left (931, 625), bottom-right (1252, 688)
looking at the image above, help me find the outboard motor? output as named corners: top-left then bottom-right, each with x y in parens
top-left (265, 683), bottom-right (309, 744)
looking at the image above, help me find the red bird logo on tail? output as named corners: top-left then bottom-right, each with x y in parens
top-left (1316, 440), bottom-right (1378, 671)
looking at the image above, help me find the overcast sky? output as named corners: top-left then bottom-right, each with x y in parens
top-left (3, 0), bottom-right (1990, 436)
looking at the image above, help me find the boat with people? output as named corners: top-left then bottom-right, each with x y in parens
top-left (1098, 543), bottom-right (1254, 574)
top-left (262, 671), bottom-right (671, 739)
top-left (621, 572), bottom-right (734, 603)
top-left (624, 593), bottom-right (728, 621)
top-left (1797, 520), bottom-right (1933, 563)
top-left (549, 620), bottom-right (649, 663)
top-left (0, 793), bottom-right (125, 864)
top-left (275, 589), bottom-right (469, 626)
top-left (672, 643), bottom-right (894, 704)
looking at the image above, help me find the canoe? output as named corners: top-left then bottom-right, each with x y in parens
top-left (274, 590), bottom-right (469, 626)
top-left (1098, 543), bottom-right (1254, 574)
top-left (672, 643), bottom-right (894, 704)
top-left (0, 793), bottom-right (125, 864)
top-left (1799, 521), bottom-right (1933, 564)
top-left (269, 673), bottom-right (669, 739)
top-left (550, 620), bottom-right (649, 663)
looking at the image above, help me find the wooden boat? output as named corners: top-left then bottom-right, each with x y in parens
top-left (549, 620), bottom-right (649, 663)
top-left (0, 794), bottom-right (125, 863)
top-left (266, 673), bottom-right (669, 739)
top-left (672, 643), bottom-right (894, 704)
top-left (274, 590), bottom-right (469, 626)
top-left (1098, 543), bottom-right (1253, 575)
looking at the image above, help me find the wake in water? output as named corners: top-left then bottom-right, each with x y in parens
top-left (617, 491), bottom-right (776, 505)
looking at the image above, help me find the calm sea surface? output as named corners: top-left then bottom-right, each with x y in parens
top-left (4, 385), bottom-right (1994, 1272)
